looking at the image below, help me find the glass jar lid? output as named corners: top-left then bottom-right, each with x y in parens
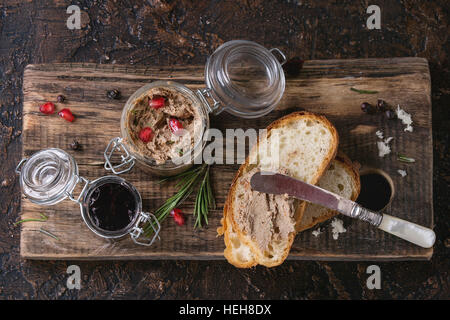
top-left (204, 40), bottom-right (286, 118)
top-left (16, 148), bottom-right (79, 205)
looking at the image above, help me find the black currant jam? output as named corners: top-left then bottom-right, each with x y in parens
top-left (87, 182), bottom-right (136, 231)
top-left (356, 173), bottom-right (392, 211)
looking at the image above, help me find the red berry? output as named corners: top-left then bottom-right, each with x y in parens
top-left (149, 96), bottom-right (165, 109)
top-left (58, 108), bottom-right (75, 122)
top-left (174, 214), bottom-right (185, 226)
top-left (139, 127), bottom-right (153, 143)
top-left (169, 118), bottom-right (183, 135)
top-left (170, 208), bottom-right (182, 216)
top-left (39, 102), bottom-right (55, 115)
top-left (170, 208), bottom-right (185, 226)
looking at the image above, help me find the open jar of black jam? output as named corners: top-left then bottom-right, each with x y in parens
top-left (16, 148), bottom-right (160, 246)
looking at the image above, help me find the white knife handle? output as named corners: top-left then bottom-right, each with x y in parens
top-left (378, 214), bottom-right (435, 248)
top-left (350, 206), bottom-right (435, 248)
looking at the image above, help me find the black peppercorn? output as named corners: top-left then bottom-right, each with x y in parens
top-left (107, 89), bottom-right (121, 100)
top-left (361, 102), bottom-right (376, 114)
top-left (385, 109), bottom-right (397, 120)
top-left (376, 99), bottom-right (388, 112)
top-left (57, 95), bottom-right (66, 103)
top-left (70, 140), bottom-right (81, 151)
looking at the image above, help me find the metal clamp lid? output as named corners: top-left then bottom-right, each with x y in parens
top-left (196, 87), bottom-right (223, 115)
top-left (15, 158), bottom-right (28, 174)
top-left (130, 211), bottom-right (161, 246)
top-left (104, 137), bottom-right (136, 175)
top-left (269, 48), bottom-right (287, 66)
top-left (65, 176), bottom-right (90, 204)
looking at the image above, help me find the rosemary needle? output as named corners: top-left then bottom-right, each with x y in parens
top-left (39, 228), bottom-right (59, 240)
top-left (350, 87), bottom-right (379, 94)
top-left (194, 166), bottom-right (215, 228)
top-left (397, 154), bottom-right (416, 163)
top-left (14, 214), bottom-right (48, 226)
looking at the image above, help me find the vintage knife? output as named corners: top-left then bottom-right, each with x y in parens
top-left (250, 172), bottom-right (435, 248)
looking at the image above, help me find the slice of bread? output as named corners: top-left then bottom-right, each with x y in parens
top-left (297, 153), bottom-right (361, 232)
top-left (222, 111), bottom-right (339, 267)
top-left (219, 154), bottom-right (360, 268)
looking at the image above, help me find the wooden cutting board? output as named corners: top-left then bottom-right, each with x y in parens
top-left (21, 58), bottom-right (433, 260)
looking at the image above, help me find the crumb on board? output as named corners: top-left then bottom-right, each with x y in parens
top-left (312, 228), bottom-right (322, 237)
top-left (377, 137), bottom-right (393, 157)
top-left (331, 218), bottom-right (346, 240)
top-left (376, 130), bottom-right (384, 139)
top-left (376, 130), bottom-right (393, 157)
top-left (396, 105), bottom-right (413, 132)
top-left (398, 169), bottom-right (407, 177)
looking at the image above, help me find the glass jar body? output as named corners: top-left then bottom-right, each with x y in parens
top-left (79, 175), bottom-right (142, 239)
top-left (117, 81), bottom-right (210, 177)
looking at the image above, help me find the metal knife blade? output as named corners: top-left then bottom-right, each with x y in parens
top-left (250, 172), bottom-right (355, 216)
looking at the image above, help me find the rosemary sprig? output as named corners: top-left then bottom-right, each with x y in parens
top-left (143, 164), bottom-right (215, 237)
top-left (14, 213), bottom-right (48, 226)
top-left (350, 87), bottom-right (379, 94)
top-left (194, 165), bottom-right (216, 228)
top-left (397, 154), bottom-right (416, 163)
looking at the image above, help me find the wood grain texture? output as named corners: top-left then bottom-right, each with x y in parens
top-left (20, 58), bottom-right (433, 260)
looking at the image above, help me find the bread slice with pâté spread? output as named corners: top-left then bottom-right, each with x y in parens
top-left (218, 153), bottom-right (360, 268)
top-left (218, 111), bottom-right (339, 268)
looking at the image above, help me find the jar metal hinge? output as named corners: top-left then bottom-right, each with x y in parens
top-left (104, 137), bottom-right (136, 175)
top-left (269, 48), bottom-right (287, 66)
top-left (65, 176), bottom-right (90, 204)
top-left (130, 212), bottom-right (161, 246)
top-left (15, 158), bottom-right (28, 174)
top-left (196, 88), bottom-right (223, 115)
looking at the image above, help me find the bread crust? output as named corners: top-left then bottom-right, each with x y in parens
top-left (222, 215), bottom-right (258, 268)
top-left (222, 111), bottom-right (339, 267)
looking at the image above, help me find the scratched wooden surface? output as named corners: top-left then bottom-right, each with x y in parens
top-left (20, 58), bottom-right (432, 260)
top-left (1, 0), bottom-right (448, 299)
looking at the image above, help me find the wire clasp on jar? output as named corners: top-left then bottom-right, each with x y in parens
top-left (104, 137), bottom-right (136, 175)
top-left (15, 158), bottom-right (28, 174)
top-left (269, 48), bottom-right (287, 66)
top-left (196, 87), bottom-right (223, 115)
top-left (130, 212), bottom-right (161, 246)
top-left (65, 175), bottom-right (90, 204)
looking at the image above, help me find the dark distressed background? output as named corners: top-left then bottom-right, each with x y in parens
top-left (0, 0), bottom-right (448, 299)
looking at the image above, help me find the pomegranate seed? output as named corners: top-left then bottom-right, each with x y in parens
top-left (39, 102), bottom-right (55, 115)
top-left (174, 214), bottom-right (185, 226)
top-left (149, 96), bottom-right (165, 109)
top-left (169, 118), bottom-right (183, 135)
top-left (139, 127), bottom-right (153, 143)
top-left (170, 208), bottom-right (182, 216)
top-left (170, 209), bottom-right (185, 226)
top-left (58, 108), bottom-right (75, 122)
